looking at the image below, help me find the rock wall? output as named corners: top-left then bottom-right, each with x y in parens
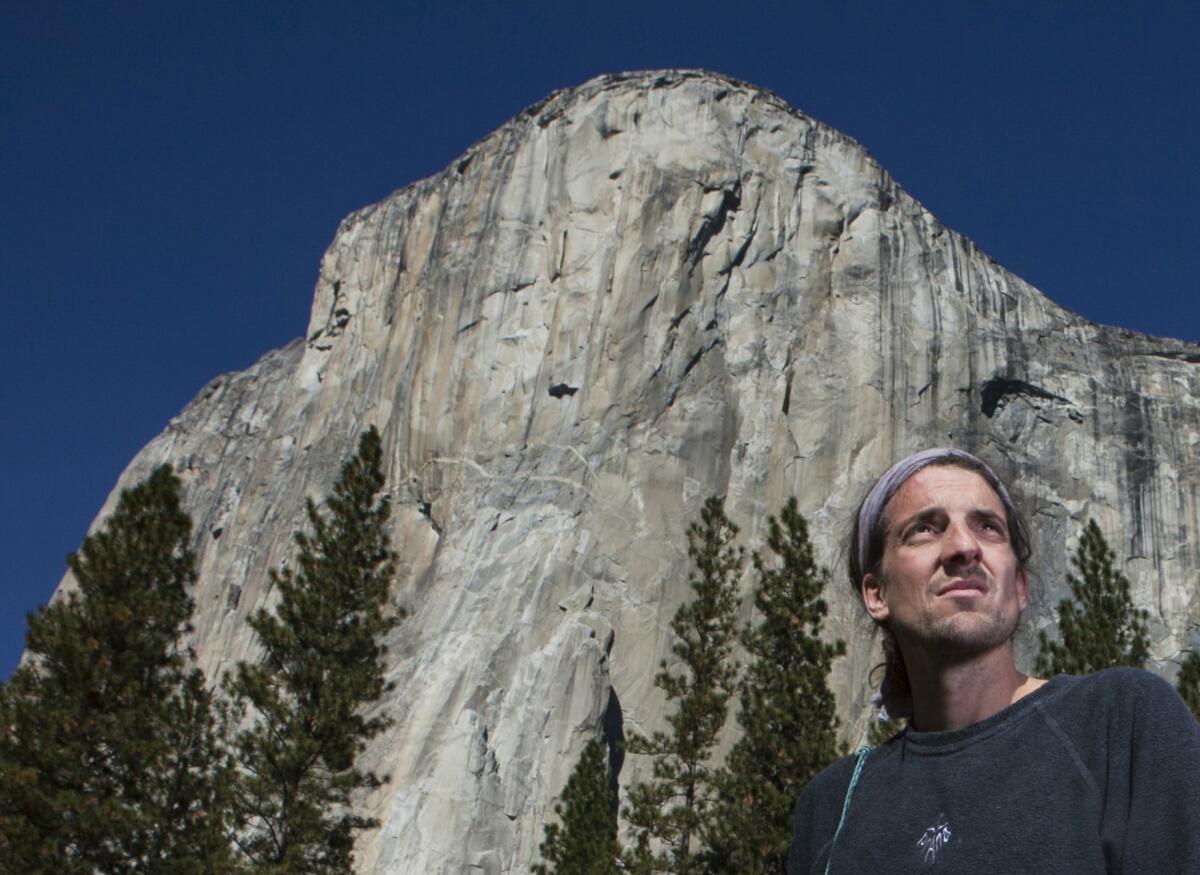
top-left (65, 70), bottom-right (1200, 872)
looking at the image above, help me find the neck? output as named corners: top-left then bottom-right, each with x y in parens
top-left (903, 642), bottom-right (1045, 732)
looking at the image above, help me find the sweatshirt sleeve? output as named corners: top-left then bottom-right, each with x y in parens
top-left (787, 757), bottom-right (853, 875)
top-left (786, 782), bottom-right (822, 875)
top-left (1116, 670), bottom-right (1200, 874)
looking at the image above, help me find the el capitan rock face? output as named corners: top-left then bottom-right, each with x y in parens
top-left (64, 71), bottom-right (1200, 872)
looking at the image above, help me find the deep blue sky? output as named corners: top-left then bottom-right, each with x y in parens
top-left (3, 2), bottom-right (1197, 679)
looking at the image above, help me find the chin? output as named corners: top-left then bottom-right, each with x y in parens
top-left (924, 613), bottom-right (1019, 659)
top-left (926, 614), bottom-right (1012, 652)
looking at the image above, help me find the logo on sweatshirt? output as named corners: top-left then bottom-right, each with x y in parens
top-left (916, 814), bottom-right (951, 864)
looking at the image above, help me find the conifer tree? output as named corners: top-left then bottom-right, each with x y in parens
top-left (622, 496), bottom-right (742, 875)
top-left (707, 498), bottom-right (844, 875)
top-left (1035, 519), bottom-right (1150, 676)
top-left (1177, 652), bottom-right (1200, 720)
top-left (0, 466), bottom-right (235, 875)
top-left (532, 737), bottom-right (621, 875)
top-left (228, 426), bottom-right (401, 874)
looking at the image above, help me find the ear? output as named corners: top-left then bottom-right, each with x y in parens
top-left (861, 572), bottom-right (890, 623)
top-left (1016, 568), bottom-right (1028, 611)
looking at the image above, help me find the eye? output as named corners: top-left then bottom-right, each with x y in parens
top-left (904, 522), bottom-right (937, 541)
top-left (978, 518), bottom-right (1007, 538)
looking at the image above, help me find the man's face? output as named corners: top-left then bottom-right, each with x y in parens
top-left (861, 464), bottom-right (1027, 662)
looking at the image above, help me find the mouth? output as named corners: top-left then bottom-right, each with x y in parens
top-left (937, 577), bottom-right (988, 597)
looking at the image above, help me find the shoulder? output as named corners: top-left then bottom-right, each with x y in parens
top-left (1044, 667), bottom-right (1197, 740)
top-left (1078, 665), bottom-right (1173, 691)
top-left (793, 749), bottom-right (880, 840)
top-left (1059, 666), bottom-right (1182, 708)
top-left (796, 750), bottom-right (861, 811)
top-left (789, 752), bottom-right (867, 875)
top-left (795, 743), bottom-right (894, 825)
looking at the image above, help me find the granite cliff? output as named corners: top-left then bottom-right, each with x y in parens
top-left (62, 71), bottom-right (1200, 872)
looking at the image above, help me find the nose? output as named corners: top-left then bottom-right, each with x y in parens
top-left (941, 520), bottom-right (982, 567)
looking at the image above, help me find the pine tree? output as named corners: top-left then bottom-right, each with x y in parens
top-left (532, 737), bottom-right (621, 875)
top-left (706, 498), bottom-right (844, 875)
top-left (1035, 519), bottom-right (1150, 676)
top-left (0, 466), bottom-right (235, 875)
top-left (1177, 652), bottom-right (1200, 720)
top-left (228, 426), bottom-right (401, 874)
top-left (622, 496), bottom-right (742, 875)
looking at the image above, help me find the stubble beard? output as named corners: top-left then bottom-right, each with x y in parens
top-left (896, 601), bottom-right (1022, 666)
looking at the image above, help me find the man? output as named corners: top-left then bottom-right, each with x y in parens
top-left (787, 448), bottom-right (1200, 874)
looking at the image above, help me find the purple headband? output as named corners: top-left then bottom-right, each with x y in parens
top-left (855, 448), bottom-right (1016, 576)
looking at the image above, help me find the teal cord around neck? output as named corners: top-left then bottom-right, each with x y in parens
top-left (824, 745), bottom-right (872, 875)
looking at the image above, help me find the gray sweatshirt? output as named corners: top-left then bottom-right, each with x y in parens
top-left (787, 668), bottom-right (1200, 874)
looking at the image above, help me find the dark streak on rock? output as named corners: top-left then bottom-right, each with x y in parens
top-left (680, 340), bottom-right (718, 382)
top-left (536, 107), bottom-right (565, 128)
top-left (418, 500), bottom-right (442, 536)
top-left (1121, 389), bottom-right (1156, 559)
top-left (666, 338), bottom-right (721, 409)
top-left (1135, 349), bottom-right (1200, 365)
top-left (980, 377), bottom-right (1071, 418)
top-left (484, 279), bottom-right (535, 301)
top-left (720, 229), bottom-right (754, 276)
top-left (602, 688), bottom-right (625, 814)
top-left (201, 379), bottom-right (224, 401)
top-left (686, 186), bottom-right (741, 268)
